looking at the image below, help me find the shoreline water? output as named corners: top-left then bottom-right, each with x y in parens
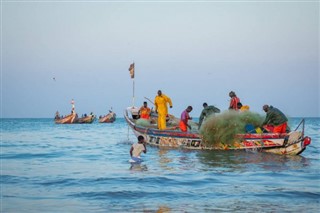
top-left (1, 117), bottom-right (319, 212)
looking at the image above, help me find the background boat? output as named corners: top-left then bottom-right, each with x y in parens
top-left (99, 111), bottom-right (116, 123)
top-left (76, 113), bottom-right (96, 124)
top-left (54, 113), bottom-right (77, 124)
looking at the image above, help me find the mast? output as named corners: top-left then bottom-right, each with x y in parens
top-left (132, 77), bottom-right (135, 107)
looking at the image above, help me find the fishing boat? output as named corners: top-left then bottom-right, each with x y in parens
top-left (54, 99), bottom-right (79, 124)
top-left (76, 113), bottom-right (96, 124)
top-left (124, 107), bottom-right (311, 155)
top-left (99, 111), bottom-right (116, 123)
top-left (55, 113), bottom-right (78, 124)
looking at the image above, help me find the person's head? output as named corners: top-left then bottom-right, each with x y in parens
top-left (263, 105), bottom-right (269, 112)
top-left (229, 91), bottom-right (236, 97)
top-left (138, 135), bottom-right (145, 143)
top-left (237, 102), bottom-right (243, 109)
top-left (143, 101), bottom-right (148, 107)
top-left (186, 106), bottom-right (193, 112)
top-left (203, 102), bottom-right (208, 108)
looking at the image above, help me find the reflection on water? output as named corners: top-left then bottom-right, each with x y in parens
top-left (156, 206), bottom-right (171, 213)
top-left (129, 163), bottom-right (148, 172)
top-left (158, 148), bottom-right (174, 171)
top-left (197, 150), bottom-right (310, 172)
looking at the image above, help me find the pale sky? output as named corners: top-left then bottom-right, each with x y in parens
top-left (1, 0), bottom-right (319, 118)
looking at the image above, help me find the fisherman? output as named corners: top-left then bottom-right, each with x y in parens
top-left (55, 111), bottom-right (60, 120)
top-left (198, 103), bottom-right (220, 129)
top-left (262, 105), bottom-right (289, 133)
top-left (237, 102), bottom-right (250, 112)
top-left (179, 106), bottom-right (193, 132)
top-left (130, 135), bottom-right (147, 163)
top-left (229, 91), bottom-right (240, 110)
top-left (154, 90), bottom-right (173, 130)
top-left (138, 101), bottom-right (151, 119)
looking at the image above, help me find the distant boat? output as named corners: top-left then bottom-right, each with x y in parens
top-left (55, 113), bottom-right (77, 124)
top-left (76, 113), bottom-right (96, 124)
top-left (99, 110), bottom-right (116, 123)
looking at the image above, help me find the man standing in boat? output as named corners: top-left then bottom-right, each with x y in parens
top-left (229, 91), bottom-right (240, 110)
top-left (154, 90), bottom-right (173, 130)
top-left (198, 103), bottom-right (220, 129)
top-left (262, 105), bottom-right (289, 133)
top-left (180, 106), bottom-right (193, 132)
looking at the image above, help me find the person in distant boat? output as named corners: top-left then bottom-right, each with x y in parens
top-left (237, 102), bottom-right (250, 112)
top-left (179, 106), bottom-right (193, 132)
top-left (130, 135), bottom-right (147, 163)
top-left (55, 111), bottom-right (60, 120)
top-left (154, 90), bottom-right (173, 130)
top-left (71, 99), bottom-right (75, 112)
top-left (138, 101), bottom-right (151, 120)
top-left (262, 105), bottom-right (289, 133)
top-left (198, 103), bottom-right (221, 129)
top-left (229, 91), bottom-right (240, 110)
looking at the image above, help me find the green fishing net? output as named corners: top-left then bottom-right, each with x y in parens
top-left (136, 119), bottom-right (152, 126)
top-left (200, 111), bottom-right (264, 147)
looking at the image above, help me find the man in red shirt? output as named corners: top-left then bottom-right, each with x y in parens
top-left (229, 91), bottom-right (240, 110)
top-left (179, 106), bottom-right (193, 132)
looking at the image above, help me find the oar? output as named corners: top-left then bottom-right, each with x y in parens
top-left (144, 97), bottom-right (154, 105)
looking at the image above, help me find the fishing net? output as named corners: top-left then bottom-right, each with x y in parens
top-left (200, 110), bottom-right (264, 147)
top-left (136, 119), bottom-right (152, 127)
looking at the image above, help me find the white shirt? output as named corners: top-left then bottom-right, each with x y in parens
top-left (131, 143), bottom-right (145, 157)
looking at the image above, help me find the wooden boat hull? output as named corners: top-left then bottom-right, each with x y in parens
top-left (124, 109), bottom-right (311, 155)
top-left (76, 115), bottom-right (96, 124)
top-left (55, 113), bottom-right (77, 124)
top-left (99, 112), bottom-right (116, 123)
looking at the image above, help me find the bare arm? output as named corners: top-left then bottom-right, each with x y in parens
top-left (130, 146), bottom-right (133, 157)
top-left (143, 143), bottom-right (147, 154)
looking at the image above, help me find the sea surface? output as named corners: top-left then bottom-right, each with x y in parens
top-left (1, 117), bottom-right (319, 212)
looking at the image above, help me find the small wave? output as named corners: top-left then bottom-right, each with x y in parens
top-left (1, 175), bottom-right (29, 184)
top-left (38, 178), bottom-right (79, 187)
top-left (69, 190), bottom-right (191, 200)
top-left (1, 152), bottom-right (65, 159)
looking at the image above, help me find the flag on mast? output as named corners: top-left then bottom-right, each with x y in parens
top-left (128, 63), bottom-right (135, 79)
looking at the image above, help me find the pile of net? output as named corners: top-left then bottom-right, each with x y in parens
top-left (200, 111), bottom-right (264, 147)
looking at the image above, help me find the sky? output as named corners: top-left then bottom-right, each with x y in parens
top-left (1, 0), bottom-right (319, 118)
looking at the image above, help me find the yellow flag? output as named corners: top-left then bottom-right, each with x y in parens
top-left (128, 63), bottom-right (134, 78)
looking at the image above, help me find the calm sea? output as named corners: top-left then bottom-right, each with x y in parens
top-left (1, 117), bottom-right (319, 212)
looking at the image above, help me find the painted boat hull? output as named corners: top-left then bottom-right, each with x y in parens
top-left (76, 115), bottom-right (96, 124)
top-left (99, 112), bottom-right (116, 123)
top-left (55, 113), bottom-right (77, 124)
top-left (124, 109), bottom-right (310, 155)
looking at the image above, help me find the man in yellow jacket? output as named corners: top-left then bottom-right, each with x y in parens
top-left (154, 90), bottom-right (173, 130)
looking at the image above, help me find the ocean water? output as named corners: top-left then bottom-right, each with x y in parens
top-left (1, 117), bottom-right (319, 212)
